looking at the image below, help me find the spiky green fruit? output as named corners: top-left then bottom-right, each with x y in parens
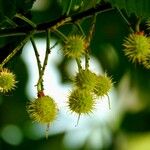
top-left (0, 68), bottom-right (17, 93)
top-left (27, 96), bottom-right (57, 124)
top-left (94, 74), bottom-right (112, 97)
top-left (123, 32), bottom-right (150, 63)
top-left (63, 35), bottom-right (86, 58)
top-left (147, 19), bottom-right (150, 30)
top-left (142, 54), bottom-right (150, 69)
top-left (74, 69), bottom-right (97, 91)
top-left (68, 89), bottom-right (95, 114)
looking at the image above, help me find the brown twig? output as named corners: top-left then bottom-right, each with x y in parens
top-left (0, 3), bottom-right (112, 37)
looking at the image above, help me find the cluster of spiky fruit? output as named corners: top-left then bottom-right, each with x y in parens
top-left (62, 34), bottom-right (113, 120)
top-left (68, 69), bottom-right (113, 117)
top-left (0, 68), bottom-right (17, 93)
top-left (0, 33), bottom-right (113, 134)
top-left (123, 31), bottom-right (150, 69)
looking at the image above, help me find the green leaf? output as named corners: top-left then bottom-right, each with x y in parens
top-left (0, 0), bottom-right (16, 23)
top-left (59, 0), bottom-right (71, 14)
top-left (59, 0), bottom-right (101, 14)
top-left (59, 0), bottom-right (83, 14)
top-left (107, 0), bottom-right (150, 18)
top-left (80, 0), bottom-right (101, 11)
top-left (16, 0), bottom-right (36, 13)
top-left (0, 0), bottom-right (36, 24)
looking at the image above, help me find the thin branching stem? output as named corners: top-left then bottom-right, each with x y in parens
top-left (86, 15), bottom-right (97, 69)
top-left (15, 14), bottom-right (36, 28)
top-left (5, 16), bottom-right (18, 27)
top-left (66, 0), bottom-right (73, 16)
top-left (85, 53), bottom-right (90, 70)
top-left (76, 58), bottom-right (82, 72)
top-left (53, 29), bottom-right (68, 41)
top-left (16, 13), bottom-right (44, 91)
top-left (107, 94), bottom-right (111, 110)
top-left (75, 114), bottom-right (81, 127)
top-left (135, 17), bottom-right (141, 32)
top-left (74, 23), bottom-right (89, 70)
top-left (45, 123), bottom-right (50, 139)
top-left (30, 37), bottom-right (43, 91)
top-left (37, 29), bottom-right (51, 88)
top-left (0, 30), bottom-right (35, 67)
top-left (117, 7), bottom-right (134, 33)
top-left (86, 15), bottom-right (97, 45)
top-left (43, 29), bottom-right (51, 72)
top-left (0, 3), bottom-right (112, 37)
top-left (75, 22), bottom-right (86, 37)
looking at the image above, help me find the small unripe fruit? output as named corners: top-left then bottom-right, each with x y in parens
top-left (147, 19), bottom-right (150, 30)
top-left (63, 35), bottom-right (86, 58)
top-left (142, 55), bottom-right (150, 69)
top-left (74, 69), bottom-right (97, 91)
top-left (94, 74), bottom-right (112, 97)
top-left (27, 96), bottom-right (57, 124)
top-left (0, 68), bottom-right (17, 93)
top-left (68, 89), bottom-right (95, 114)
top-left (123, 32), bottom-right (150, 63)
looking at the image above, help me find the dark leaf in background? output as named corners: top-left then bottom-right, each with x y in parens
top-left (59, 0), bottom-right (102, 14)
top-left (0, 0), bottom-right (36, 24)
top-left (16, 0), bottom-right (36, 13)
top-left (106, 0), bottom-right (150, 18)
top-left (121, 110), bottom-right (150, 132)
top-left (0, 0), bottom-right (16, 24)
top-left (0, 36), bottom-right (25, 63)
